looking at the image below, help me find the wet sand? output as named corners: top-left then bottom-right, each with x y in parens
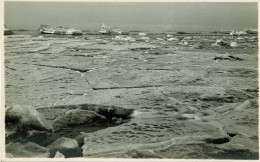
top-left (4, 31), bottom-right (258, 159)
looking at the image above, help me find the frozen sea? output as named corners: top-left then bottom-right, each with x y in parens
top-left (4, 30), bottom-right (259, 159)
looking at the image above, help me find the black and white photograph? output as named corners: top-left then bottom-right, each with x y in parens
top-left (2, 0), bottom-right (259, 160)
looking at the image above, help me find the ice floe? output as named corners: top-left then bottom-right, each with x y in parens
top-left (38, 24), bottom-right (82, 35)
top-left (4, 25), bottom-right (14, 35)
top-left (99, 23), bottom-right (122, 34)
top-left (178, 39), bottom-right (189, 46)
top-left (139, 32), bottom-right (147, 36)
top-left (230, 41), bottom-right (239, 47)
top-left (167, 37), bottom-right (179, 41)
top-left (113, 35), bottom-right (136, 42)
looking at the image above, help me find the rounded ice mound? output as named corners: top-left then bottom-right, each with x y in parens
top-left (54, 151), bottom-right (65, 158)
top-left (47, 137), bottom-right (82, 158)
top-left (52, 108), bottom-right (107, 131)
top-left (6, 105), bottom-right (53, 131)
top-left (5, 105), bottom-right (53, 140)
top-left (48, 137), bottom-right (79, 149)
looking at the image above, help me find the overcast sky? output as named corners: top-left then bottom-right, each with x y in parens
top-left (4, 2), bottom-right (258, 32)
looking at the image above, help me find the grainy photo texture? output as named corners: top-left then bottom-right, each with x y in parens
top-left (4, 1), bottom-right (259, 159)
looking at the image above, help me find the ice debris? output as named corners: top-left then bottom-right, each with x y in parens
top-left (244, 28), bottom-right (258, 34)
top-left (211, 39), bottom-right (239, 48)
top-left (178, 40), bottom-right (189, 46)
top-left (230, 30), bottom-right (247, 36)
top-left (211, 39), bottom-right (229, 47)
top-left (99, 23), bottom-right (122, 34)
top-left (230, 42), bottom-right (239, 47)
top-left (113, 35), bottom-right (136, 42)
top-left (167, 37), bottom-right (179, 41)
top-left (138, 36), bottom-right (150, 41)
top-left (139, 32), bottom-right (147, 36)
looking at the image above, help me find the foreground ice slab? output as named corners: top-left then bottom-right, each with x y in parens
top-left (47, 137), bottom-right (82, 158)
top-left (6, 105), bottom-right (53, 140)
top-left (6, 142), bottom-right (50, 158)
